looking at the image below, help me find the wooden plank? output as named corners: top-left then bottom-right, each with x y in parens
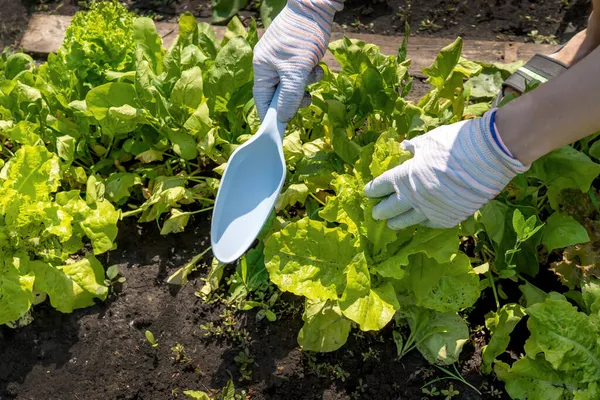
top-left (21, 14), bottom-right (560, 76)
top-left (20, 14), bottom-right (72, 57)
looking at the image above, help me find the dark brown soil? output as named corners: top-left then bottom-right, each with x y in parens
top-left (0, 216), bottom-right (506, 400)
top-left (336, 0), bottom-right (593, 42)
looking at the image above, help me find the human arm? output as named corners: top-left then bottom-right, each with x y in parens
top-left (364, 44), bottom-right (600, 230)
top-left (497, 44), bottom-right (600, 165)
top-left (252, 0), bottom-right (345, 123)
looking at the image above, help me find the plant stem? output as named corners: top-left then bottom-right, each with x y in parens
top-left (487, 269), bottom-right (500, 310)
top-left (193, 196), bottom-right (215, 203)
top-left (120, 207), bottom-right (144, 219)
top-left (427, 365), bottom-right (481, 395)
top-left (309, 192), bottom-right (326, 206)
top-left (188, 207), bottom-right (214, 215)
top-left (482, 252), bottom-right (500, 310)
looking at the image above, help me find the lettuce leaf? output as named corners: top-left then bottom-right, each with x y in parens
top-left (264, 218), bottom-right (356, 301)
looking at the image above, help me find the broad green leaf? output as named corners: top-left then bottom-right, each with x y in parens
top-left (211, 0), bottom-right (248, 24)
top-left (183, 390), bottom-right (210, 400)
top-left (135, 56), bottom-right (158, 105)
top-left (297, 299), bottom-right (351, 352)
top-left (30, 256), bottom-right (108, 313)
top-left (481, 304), bottom-right (526, 373)
top-left (589, 140), bottom-right (600, 160)
top-left (582, 278), bottom-right (600, 317)
top-left (1, 120), bottom-right (40, 146)
top-left (455, 57), bottom-right (483, 77)
top-left (328, 37), bottom-right (383, 76)
top-left (519, 281), bottom-right (549, 307)
top-left (160, 209), bottom-right (191, 235)
top-left (264, 218), bottom-right (356, 300)
top-left (512, 209), bottom-right (527, 239)
top-left (223, 16), bottom-right (248, 44)
top-left (339, 253), bottom-right (399, 331)
top-left (541, 212), bottom-right (590, 252)
top-left (181, 44), bottom-right (208, 68)
top-left (2, 145), bottom-right (61, 201)
top-left (86, 175), bottom-right (105, 204)
top-left (81, 200), bottom-right (119, 254)
top-left (105, 70), bottom-right (136, 81)
top-left (172, 66), bottom-right (203, 109)
top-left (260, 0), bottom-right (286, 28)
top-left (374, 226), bottom-right (459, 278)
top-left (525, 297), bottom-right (600, 382)
top-left (528, 146), bottom-right (600, 209)
top-left (407, 253), bottom-right (480, 313)
top-left (14, 82), bottom-right (41, 103)
top-left (56, 135), bottom-right (75, 164)
top-left (198, 259), bottom-right (226, 297)
top-left (464, 102), bottom-right (490, 117)
top-left (205, 37), bottom-right (252, 101)
top-left (326, 100), bottom-right (361, 164)
top-left (86, 82), bottom-right (139, 121)
top-left (184, 101), bottom-right (213, 136)
top-left (136, 149), bottom-right (164, 163)
top-left (275, 183), bottom-right (309, 211)
top-left (282, 130), bottom-right (304, 166)
top-left (0, 259), bottom-right (35, 325)
top-left (574, 382), bottom-right (600, 400)
top-left (133, 17), bottom-right (163, 73)
top-left (138, 177), bottom-right (191, 222)
top-left (166, 128), bottom-right (198, 160)
top-left (4, 53), bottom-right (34, 80)
top-left (422, 37), bottom-right (463, 89)
top-left (416, 312), bottom-right (469, 365)
top-left (359, 198), bottom-right (400, 257)
top-left (55, 190), bottom-right (91, 220)
top-left (320, 174), bottom-right (362, 236)
top-left (477, 200), bottom-right (509, 245)
top-left (369, 129), bottom-right (411, 178)
top-left (40, 202), bottom-right (74, 242)
top-left (495, 356), bottom-right (572, 400)
top-left (178, 12), bottom-right (199, 47)
top-left (106, 265), bottom-right (120, 281)
top-left (464, 70), bottom-right (504, 100)
top-left (104, 173), bottom-right (141, 204)
top-left (197, 23), bottom-right (218, 59)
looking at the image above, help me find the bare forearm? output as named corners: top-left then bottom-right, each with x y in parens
top-left (496, 45), bottom-right (600, 165)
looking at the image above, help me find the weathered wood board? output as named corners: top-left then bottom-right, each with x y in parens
top-left (21, 14), bottom-right (560, 76)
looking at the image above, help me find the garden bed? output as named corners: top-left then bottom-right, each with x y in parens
top-left (0, 1), bottom-right (598, 400)
top-left (0, 218), bottom-right (494, 400)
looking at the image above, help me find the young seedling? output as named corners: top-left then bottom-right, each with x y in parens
top-left (104, 265), bottom-right (126, 290)
top-left (502, 209), bottom-right (545, 278)
top-left (145, 330), bottom-right (159, 348)
top-left (441, 384), bottom-right (460, 399)
top-left (422, 386), bottom-right (440, 397)
top-left (356, 378), bottom-right (368, 393)
top-left (171, 343), bottom-right (190, 363)
top-left (422, 364), bottom-right (481, 396)
top-left (233, 348), bottom-right (254, 382)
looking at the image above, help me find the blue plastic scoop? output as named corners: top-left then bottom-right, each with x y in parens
top-left (211, 85), bottom-right (287, 264)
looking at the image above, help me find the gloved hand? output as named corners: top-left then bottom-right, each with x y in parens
top-left (253, 0), bottom-right (344, 122)
top-left (364, 110), bottom-right (529, 230)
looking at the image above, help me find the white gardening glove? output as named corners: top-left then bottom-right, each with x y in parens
top-left (253, 0), bottom-right (344, 122)
top-left (364, 110), bottom-right (529, 230)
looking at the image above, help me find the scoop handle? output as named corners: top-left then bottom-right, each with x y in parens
top-left (261, 84), bottom-right (288, 141)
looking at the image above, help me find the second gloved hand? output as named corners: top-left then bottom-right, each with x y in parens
top-left (253, 0), bottom-right (344, 122)
top-left (364, 110), bottom-right (529, 230)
